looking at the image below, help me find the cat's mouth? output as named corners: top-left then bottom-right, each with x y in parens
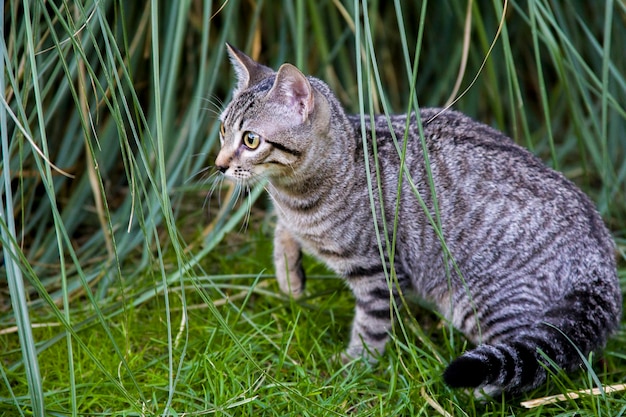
top-left (217, 165), bottom-right (253, 182)
top-left (217, 161), bottom-right (276, 185)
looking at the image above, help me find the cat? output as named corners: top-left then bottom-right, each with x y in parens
top-left (214, 43), bottom-right (622, 396)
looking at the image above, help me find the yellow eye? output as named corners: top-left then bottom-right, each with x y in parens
top-left (219, 123), bottom-right (226, 137)
top-left (242, 131), bottom-right (261, 149)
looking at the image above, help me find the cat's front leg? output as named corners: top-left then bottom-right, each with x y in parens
top-left (273, 221), bottom-right (306, 297)
top-left (343, 270), bottom-right (399, 362)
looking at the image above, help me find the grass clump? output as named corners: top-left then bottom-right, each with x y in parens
top-left (1, 1), bottom-right (625, 416)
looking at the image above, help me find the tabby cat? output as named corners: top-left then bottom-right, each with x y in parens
top-left (215, 44), bottom-right (622, 395)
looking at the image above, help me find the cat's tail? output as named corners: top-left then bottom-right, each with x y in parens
top-left (442, 273), bottom-right (621, 395)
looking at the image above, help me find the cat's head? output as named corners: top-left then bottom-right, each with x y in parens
top-left (215, 44), bottom-right (331, 185)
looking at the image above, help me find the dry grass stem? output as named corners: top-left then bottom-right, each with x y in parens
top-left (520, 383), bottom-right (626, 408)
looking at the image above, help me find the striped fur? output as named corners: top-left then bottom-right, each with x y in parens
top-left (215, 44), bottom-right (622, 395)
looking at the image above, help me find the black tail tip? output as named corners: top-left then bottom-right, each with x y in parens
top-left (443, 356), bottom-right (490, 388)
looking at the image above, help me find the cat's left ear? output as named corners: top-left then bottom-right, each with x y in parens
top-left (226, 43), bottom-right (274, 94)
top-left (268, 64), bottom-right (314, 123)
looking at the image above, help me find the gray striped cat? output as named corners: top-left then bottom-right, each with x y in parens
top-left (215, 44), bottom-right (622, 395)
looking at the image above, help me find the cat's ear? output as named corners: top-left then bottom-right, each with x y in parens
top-left (225, 43), bottom-right (273, 94)
top-left (268, 63), bottom-right (314, 123)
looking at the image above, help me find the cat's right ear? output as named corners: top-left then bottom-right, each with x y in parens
top-left (225, 43), bottom-right (274, 94)
top-left (267, 64), bottom-right (314, 123)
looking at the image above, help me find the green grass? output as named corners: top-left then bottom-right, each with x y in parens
top-left (1, 0), bottom-right (625, 416)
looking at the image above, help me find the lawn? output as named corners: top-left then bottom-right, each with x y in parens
top-left (1, 1), bottom-right (625, 416)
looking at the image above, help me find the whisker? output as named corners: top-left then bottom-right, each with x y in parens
top-left (199, 95), bottom-right (224, 107)
top-left (247, 185), bottom-right (254, 232)
top-left (199, 95), bottom-right (226, 117)
top-left (265, 182), bottom-right (287, 219)
top-left (203, 171), bottom-right (222, 213)
top-left (234, 182), bottom-right (243, 207)
top-left (187, 165), bottom-right (214, 183)
top-left (200, 106), bottom-right (223, 118)
top-left (239, 184), bottom-right (251, 233)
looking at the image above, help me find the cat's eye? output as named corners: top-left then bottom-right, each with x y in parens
top-left (242, 131), bottom-right (261, 149)
top-left (219, 123), bottom-right (226, 137)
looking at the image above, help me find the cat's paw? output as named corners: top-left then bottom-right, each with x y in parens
top-left (339, 345), bottom-right (380, 365)
top-left (330, 350), bottom-right (377, 370)
top-left (276, 263), bottom-right (306, 298)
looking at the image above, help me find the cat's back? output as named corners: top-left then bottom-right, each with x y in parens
top-left (416, 108), bottom-right (613, 250)
top-left (348, 108), bottom-right (587, 211)
top-left (349, 108), bottom-right (616, 285)
top-left (428, 109), bottom-right (615, 279)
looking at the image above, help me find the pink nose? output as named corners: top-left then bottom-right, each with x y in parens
top-left (215, 152), bottom-right (231, 173)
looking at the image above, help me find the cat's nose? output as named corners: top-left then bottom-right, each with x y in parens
top-left (215, 152), bottom-right (230, 173)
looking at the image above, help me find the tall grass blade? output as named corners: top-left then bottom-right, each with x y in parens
top-left (1, 2), bottom-right (44, 415)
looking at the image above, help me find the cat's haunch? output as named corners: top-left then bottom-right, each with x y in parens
top-left (215, 43), bottom-right (621, 396)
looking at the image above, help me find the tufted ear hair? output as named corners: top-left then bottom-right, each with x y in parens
top-left (225, 43), bottom-right (274, 94)
top-left (267, 63), bottom-right (315, 123)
